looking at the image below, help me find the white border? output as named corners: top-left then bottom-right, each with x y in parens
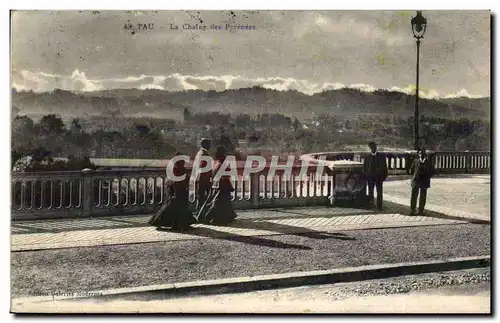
top-left (3, 1), bottom-right (497, 322)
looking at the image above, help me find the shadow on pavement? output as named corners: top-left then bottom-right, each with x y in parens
top-left (11, 208), bottom-right (373, 235)
top-left (377, 201), bottom-right (490, 225)
top-left (11, 218), bottom-right (149, 234)
top-left (433, 174), bottom-right (490, 179)
top-left (184, 226), bottom-right (313, 250)
top-left (268, 209), bottom-right (375, 219)
top-left (225, 219), bottom-right (356, 241)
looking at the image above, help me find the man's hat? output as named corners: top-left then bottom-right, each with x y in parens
top-left (200, 138), bottom-right (211, 144)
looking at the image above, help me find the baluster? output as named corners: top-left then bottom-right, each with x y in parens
top-left (134, 178), bottom-right (139, 205)
top-left (262, 176), bottom-right (267, 199)
top-left (272, 175), bottom-right (277, 199)
top-left (96, 180), bottom-right (102, 207)
top-left (292, 174), bottom-right (297, 198)
top-left (116, 178), bottom-right (122, 206)
top-left (232, 178), bottom-right (238, 201)
top-left (128, 178), bottom-right (135, 205)
top-left (304, 173), bottom-right (309, 197)
top-left (283, 175), bottom-right (289, 198)
top-left (27, 181), bottom-right (34, 210)
top-left (103, 179), bottom-right (111, 206)
top-left (12, 182), bottom-right (17, 210)
top-left (58, 180), bottom-right (64, 209)
top-left (66, 180), bottom-right (73, 209)
top-left (312, 173), bottom-right (317, 197)
top-left (317, 174), bottom-right (323, 197)
top-left (158, 177), bottom-right (164, 204)
top-left (298, 175), bottom-right (304, 198)
top-left (189, 177), bottom-right (197, 204)
top-left (148, 178), bottom-right (154, 205)
top-left (37, 181), bottom-right (43, 210)
top-left (48, 181), bottom-right (53, 209)
top-left (271, 175), bottom-right (276, 199)
top-left (77, 180), bottom-right (82, 208)
top-left (320, 173), bottom-right (326, 197)
top-left (250, 173), bottom-right (260, 207)
top-left (122, 178), bottom-right (129, 206)
top-left (245, 175), bottom-right (250, 201)
top-left (141, 178), bottom-right (147, 205)
top-left (20, 182), bottom-right (25, 211)
top-left (277, 174), bottom-right (283, 198)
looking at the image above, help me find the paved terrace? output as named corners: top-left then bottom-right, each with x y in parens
top-left (11, 174), bottom-right (489, 251)
top-left (11, 174), bottom-right (490, 299)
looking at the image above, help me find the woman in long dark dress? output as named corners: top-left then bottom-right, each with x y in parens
top-left (149, 154), bottom-right (195, 231)
top-left (196, 147), bottom-right (237, 225)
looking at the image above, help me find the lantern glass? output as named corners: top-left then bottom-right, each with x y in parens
top-left (411, 11), bottom-right (427, 39)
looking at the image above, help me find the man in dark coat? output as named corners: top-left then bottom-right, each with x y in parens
top-left (194, 138), bottom-right (213, 211)
top-left (410, 147), bottom-right (435, 215)
top-left (363, 141), bottom-right (388, 209)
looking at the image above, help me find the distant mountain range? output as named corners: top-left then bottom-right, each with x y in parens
top-left (11, 87), bottom-right (490, 121)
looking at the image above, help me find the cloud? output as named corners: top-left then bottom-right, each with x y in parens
top-left (11, 69), bottom-right (487, 99)
top-left (444, 89), bottom-right (484, 99)
top-left (389, 85), bottom-right (440, 99)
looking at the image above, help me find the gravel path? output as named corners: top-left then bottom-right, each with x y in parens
top-left (310, 268), bottom-right (490, 301)
top-left (11, 223), bottom-right (490, 297)
top-left (13, 269), bottom-right (491, 314)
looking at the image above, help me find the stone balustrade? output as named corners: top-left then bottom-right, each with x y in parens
top-left (11, 151), bottom-right (490, 220)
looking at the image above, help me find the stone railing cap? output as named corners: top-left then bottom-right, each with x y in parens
top-left (328, 160), bottom-right (364, 169)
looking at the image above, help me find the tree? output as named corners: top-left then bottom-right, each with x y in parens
top-left (183, 107), bottom-right (192, 121)
top-left (38, 114), bottom-right (66, 134)
top-left (292, 118), bottom-right (301, 132)
top-left (12, 105), bottom-right (20, 118)
top-left (12, 115), bottom-right (36, 153)
top-left (12, 115), bottom-right (34, 134)
top-left (135, 124), bottom-right (150, 136)
top-left (70, 118), bottom-right (82, 133)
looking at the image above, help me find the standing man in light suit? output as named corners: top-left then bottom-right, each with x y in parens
top-left (363, 141), bottom-right (388, 210)
top-left (194, 138), bottom-right (213, 212)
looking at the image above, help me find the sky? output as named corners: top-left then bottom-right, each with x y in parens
top-left (11, 10), bottom-right (491, 98)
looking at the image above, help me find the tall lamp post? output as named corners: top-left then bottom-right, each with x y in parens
top-left (411, 11), bottom-right (427, 150)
